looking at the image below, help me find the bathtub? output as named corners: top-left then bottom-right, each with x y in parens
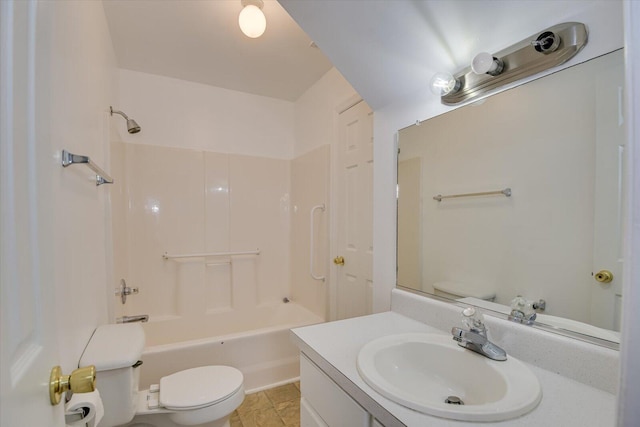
top-left (137, 301), bottom-right (324, 392)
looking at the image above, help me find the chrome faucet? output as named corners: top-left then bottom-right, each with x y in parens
top-left (451, 307), bottom-right (507, 361)
top-left (116, 314), bottom-right (149, 323)
top-left (508, 296), bottom-right (545, 325)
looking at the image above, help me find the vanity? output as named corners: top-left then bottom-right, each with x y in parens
top-left (291, 289), bottom-right (618, 427)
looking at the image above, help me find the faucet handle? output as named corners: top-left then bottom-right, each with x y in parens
top-left (509, 296), bottom-right (538, 324)
top-left (115, 279), bottom-right (139, 304)
top-left (461, 307), bottom-right (486, 334)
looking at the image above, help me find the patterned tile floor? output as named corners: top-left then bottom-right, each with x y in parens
top-left (231, 382), bottom-right (301, 427)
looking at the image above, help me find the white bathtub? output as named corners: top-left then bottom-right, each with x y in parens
top-left (137, 301), bottom-right (323, 392)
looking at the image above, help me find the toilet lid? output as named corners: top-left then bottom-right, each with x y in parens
top-left (159, 366), bottom-right (243, 410)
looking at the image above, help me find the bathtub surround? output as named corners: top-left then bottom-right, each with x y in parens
top-left (290, 145), bottom-right (330, 318)
top-left (112, 142), bottom-right (291, 317)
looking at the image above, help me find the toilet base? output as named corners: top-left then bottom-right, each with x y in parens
top-left (120, 385), bottom-right (244, 427)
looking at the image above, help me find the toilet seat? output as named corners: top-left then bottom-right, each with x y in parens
top-left (159, 366), bottom-right (244, 411)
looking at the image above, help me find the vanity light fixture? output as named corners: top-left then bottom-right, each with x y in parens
top-left (239, 0), bottom-right (266, 39)
top-left (440, 22), bottom-right (588, 105)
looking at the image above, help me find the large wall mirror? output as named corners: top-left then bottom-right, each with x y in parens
top-left (397, 49), bottom-right (624, 345)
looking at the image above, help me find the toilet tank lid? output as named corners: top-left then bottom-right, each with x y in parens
top-left (79, 323), bottom-right (145, 371)
top-left (432, 281), bottom-right (496, 300)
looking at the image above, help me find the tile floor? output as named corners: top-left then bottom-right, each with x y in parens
top-left (231, 382), bottom-right (301, 427)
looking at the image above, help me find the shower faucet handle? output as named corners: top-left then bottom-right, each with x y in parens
top-left (115, 279), bottom-right (139, 304)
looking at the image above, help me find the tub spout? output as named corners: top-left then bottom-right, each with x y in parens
top-left (116, 314), bottom-right (149, 323)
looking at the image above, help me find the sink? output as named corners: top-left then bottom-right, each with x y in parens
top-left (357, 333), bottom-right (542, 421)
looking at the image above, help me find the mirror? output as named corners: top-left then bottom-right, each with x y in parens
top-left (397, 49), bottom-right (624, 344)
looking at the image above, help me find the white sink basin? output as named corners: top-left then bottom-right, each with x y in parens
top-left (357, 333), bottom-right (542, 421)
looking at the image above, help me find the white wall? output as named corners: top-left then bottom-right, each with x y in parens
top-left (117, 69), bottom-right (295, 159)
top-left (44, 1), bottom-right (118, 372)
top-left (294, 68), bottom-right (357, 157)
top-left (372, 2), bottom-right (625, 313)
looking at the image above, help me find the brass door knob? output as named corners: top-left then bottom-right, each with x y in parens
top-left (333, 256), bottom-right (345, 266)
top-left (50, 365), bottom-right (96, 405)
top-left (594, 270), bottom-right (614, 283)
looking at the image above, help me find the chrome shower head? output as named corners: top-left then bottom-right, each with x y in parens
top-left (110, 106), bottom-right (141, 134)
top-left (126, 118), bottom-right (141, 134)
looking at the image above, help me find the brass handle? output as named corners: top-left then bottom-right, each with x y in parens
top-left (333, 256), bottom-right (345, 266)
top-left (49, 365), bottom-right (96, 405)
top-left (594, 270), bottom-right (614, 283)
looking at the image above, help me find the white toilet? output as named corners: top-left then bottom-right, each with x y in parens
top-left (79, 323), bottom-right (244, 427)
top-left (432, 280), bottom-right (496, 302)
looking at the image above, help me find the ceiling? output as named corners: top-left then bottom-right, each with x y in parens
top-left (103, 1), bottom-right (620, 110)
top-left (278, 0), bottom-right (620, 110)
top-left (102, 0), bottom-right (333, 102)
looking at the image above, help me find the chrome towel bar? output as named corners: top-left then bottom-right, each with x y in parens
top-left (162, 249), bottom-right (260, 260)
top-left (433, 188), bottom-right (511, 202)
top-left (61, 149), bottom-right (113, 186)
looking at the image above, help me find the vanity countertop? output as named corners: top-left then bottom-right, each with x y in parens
top-left (291, 311), bottom-right (616, 427)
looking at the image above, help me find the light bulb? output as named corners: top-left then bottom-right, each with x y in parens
top-left (239, 4), bottom-right (266, 38)
top-left (471, 52), bottom-right (504, 76)
top-left (429, 72), bottom-right (460, 96)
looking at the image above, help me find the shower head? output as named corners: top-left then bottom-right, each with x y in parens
top-left (110, 106), bottom-right (141, 134)
top-left (125, 118), bottom-right (141, 134)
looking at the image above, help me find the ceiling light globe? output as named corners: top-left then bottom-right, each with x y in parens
top-left (429, 72), bottom-right (459, 96)
top-left (239, 4), bottom-right (266, 38)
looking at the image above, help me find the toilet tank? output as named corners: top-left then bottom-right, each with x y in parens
top-left (80, 323), bottom-right (145, 427)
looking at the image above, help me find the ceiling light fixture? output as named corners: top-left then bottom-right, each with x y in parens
top-left (239, 0), bottom-right (266, 39)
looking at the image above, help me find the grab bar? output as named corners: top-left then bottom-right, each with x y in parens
top-left (163, 249), bottom-right (260, 260)
top-left (61, 149), bottom-right (113, 186)
top-left (310, 204), bottom-right (325, 281)
top-left (433, 187), bottom-right (511, 202)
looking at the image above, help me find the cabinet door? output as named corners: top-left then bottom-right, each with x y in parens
top-left (301, 397), bottom-right (329, 427)
top-left (300, 354), bottom-right (370, 427)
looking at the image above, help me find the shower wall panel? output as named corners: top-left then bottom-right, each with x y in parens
top-left (112, 143), bottom-right (290, 321)
top-left (290, 145), bottom-right (330, 319)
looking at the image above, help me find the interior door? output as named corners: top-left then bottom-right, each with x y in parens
top-left (334, 100), bottom-right (374, 320)
top-left (589, 51), bottom-right (625, 331)
top-left (0, 1), bottom-right (63, 425)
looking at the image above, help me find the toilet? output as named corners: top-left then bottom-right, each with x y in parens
top-left (79, 323), bottom-right (244, 427)
top-left (432, 280), bottom-right (496, 302)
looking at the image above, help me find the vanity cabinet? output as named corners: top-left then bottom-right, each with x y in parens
top-left (300, 353), bottom-right (373, 427)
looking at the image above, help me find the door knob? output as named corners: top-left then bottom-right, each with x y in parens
top-left (333, 256), bottom-right (345, 266)
top-left (594, 270), bottom-right (613, 283)
top-left (49, 365), bottom-right (96, 405)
